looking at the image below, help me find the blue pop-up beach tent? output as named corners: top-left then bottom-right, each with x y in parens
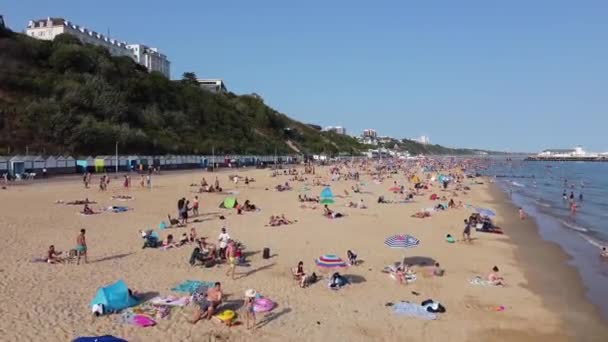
top-left (73, 336), bottom-right (127, 342)
top-left (89, 279), bottom-right (138, 312)
top-left (320, 186), bottom-right (335, 204)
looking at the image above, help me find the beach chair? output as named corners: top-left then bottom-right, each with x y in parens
top-left (64, 249), bottom-right (78, 264)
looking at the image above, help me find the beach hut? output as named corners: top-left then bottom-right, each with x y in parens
top-left (0, 157), bottom-right (8, 174)
top-left (126, 156), bottom-right (139, 171)
top-left (76, 156), bottom-right (94, 173)
top-left (32, 155), bottom-right (45, 172)
top-left (94, 157), bottom-right (105, 173)
top-left (9, 155), bottom-right (26, 176)
top-left (45, 155), bottom-right (57, 169)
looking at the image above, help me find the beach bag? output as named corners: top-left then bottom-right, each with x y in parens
top-left (263, 248), bottom-right (270, 259)
top-left (421, 299), bottom-right (446, 313)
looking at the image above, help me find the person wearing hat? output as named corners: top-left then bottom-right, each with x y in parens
top-left (244, 289), bottom-right (257, 330)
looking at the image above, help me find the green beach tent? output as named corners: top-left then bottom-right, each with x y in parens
top-left (221, 197), bottom-right (237, 209)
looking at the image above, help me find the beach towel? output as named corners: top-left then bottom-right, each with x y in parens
top-left (391, 302), bottom-right (437, 320)
top-left (170, 280), bottom-right (216, 294)
top-left (107, 206), bottom-right (131, 213)
top-left (149, 296), bottom-right (190, 307)
top-left (470, 276), bottom-right (493, 286)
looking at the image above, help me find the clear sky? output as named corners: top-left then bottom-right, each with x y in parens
top-left (5, 1), bottom-right (608, 152)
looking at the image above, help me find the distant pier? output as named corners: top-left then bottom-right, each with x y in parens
top-left (524, 156), bottom-right (608, 162)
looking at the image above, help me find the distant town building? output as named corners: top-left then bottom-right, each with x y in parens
top-left (414, 135), bottom-right (431, 145)
top-left (307, 124), bottom-right (323, 131)
top-left (197, 79), bottom-right (227, 93)
top-left (324, 126), bottom-right (346, 135)
top-left (362, 129), bottom-right (378, 139)
top-left (25, 17), bottom-right (170, 77)
top-left (127, 44), bottom-right (170, 78)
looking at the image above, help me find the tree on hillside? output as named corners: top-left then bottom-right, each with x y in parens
top-left (181, 72), bottom-right (198, 85)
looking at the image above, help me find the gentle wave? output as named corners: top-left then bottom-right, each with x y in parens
top-left (511, 181), bottom-right (525, 187)
top-left (535, 200), bottom-right (551, 208)
top-left (560, 219), bottom-right (589, 233)
top-left (578, 233), bottom-right (604, 249)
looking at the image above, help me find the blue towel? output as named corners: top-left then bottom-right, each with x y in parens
top-left (171, 280), bottom-right (216, 294)
top-left (392, 302), bottom-right (437, 320)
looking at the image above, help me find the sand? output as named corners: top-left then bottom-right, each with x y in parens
top-left (0, 167), bottom-right (606, 342)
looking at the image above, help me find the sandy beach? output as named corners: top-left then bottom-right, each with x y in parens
top-left (0, 167), bottom-right (606, 342)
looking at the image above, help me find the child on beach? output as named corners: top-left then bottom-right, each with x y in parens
top-left (244, 289), bottom-right (256, 330)
top-left (488, 266), bottom-right (505, 286)
top-left (462, 219), bottom-right (472, 242)
top-left (189, 227), bottom-right (197, 242)
top-left (192, 196), bottom-right (199, 217)
top-left (519, 207), bottom-right (526, 220)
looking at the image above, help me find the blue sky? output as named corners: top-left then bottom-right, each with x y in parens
top-left (5, 1), bottom-right (608, 152)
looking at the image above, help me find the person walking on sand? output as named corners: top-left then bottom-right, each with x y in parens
top-left (225, 240), bottom-right (237, 280)
top-left (218, 227), bottom-right (230, 259)
top-left (192, 196), bottom-right (199, 217)
top-left (462, 219), bottom-right (472, 242)
top-left (244, 289), bottom-right (257, 330)
top-left (76, 229), bottom-right (88, 265)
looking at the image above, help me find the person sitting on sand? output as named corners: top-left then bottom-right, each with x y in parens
top-left (201, 178), bottom-right (208, 187)
top-left (488, 266), bottom-right (505, 286)
top-left (323, 205), bottom-right (343, 219)
top-left (448, 199), bottom-right (456, 209)
top-left (163, 234), bottom-right (175, 248)
top-left (189, 282), bottom-right (223, 324)
top-left (329, 272), bottom-right (350, 289)
top-left (47, 245), bottom-right (63, 264)
top-left (377, 196), bottom-right (390, 204)
top-left (267, 215), bottom-right (279, 227)
top-left (601, 247), bottom-right (608, 258)
top-left (179, 233), bottom-right (189, 246)
top-left (197, 237), bottom-right (216, 258)
top-left (293, 261), bottom-right (306, 284)
top-left (243, 200), bottom-right (257, 211)
top-left (356, 199), bottom-right (367, 209)
top-left (189, 227), bottom-right (197, 243)
top-left (393, 267), bottom-right (406, 285)
top-left (352, 185), bottom-right (360, 193)
top-left (347, 250), bottom-right (358, 266)
top-left (82, 203), bottom-right (96, 215)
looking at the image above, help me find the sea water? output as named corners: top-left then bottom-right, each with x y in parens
top-left (482, 159), bottom-right (608, 319)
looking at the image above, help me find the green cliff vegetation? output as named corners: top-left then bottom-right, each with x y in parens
top-left (0, 27), bottom-right (489, 157)
top-left (0, 28), bottom-right (365, 156)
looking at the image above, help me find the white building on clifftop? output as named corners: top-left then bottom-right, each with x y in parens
top-left (25, 17), bottom-right (170, 77)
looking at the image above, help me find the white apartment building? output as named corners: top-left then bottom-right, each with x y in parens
top-left (127, 44), bottom-right (170, 78)
top-left (197, 79), bottom-right (227, 93)
top-left (362, 129), bottom-right (378, 138)
top-left (26, 18), bottom-right (170, 77)
top-left (415, 135), bottom-right (431, 145)
top-left (324, 126), bottom-right (346, 135)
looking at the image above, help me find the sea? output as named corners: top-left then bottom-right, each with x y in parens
top-left (481, 158), bottom-right (608, 319)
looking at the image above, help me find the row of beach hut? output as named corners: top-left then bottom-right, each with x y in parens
top-left (0, 155), bottom-right (298, 176)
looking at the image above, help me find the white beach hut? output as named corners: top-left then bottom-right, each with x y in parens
top-left (0, 156), bottom-right (8, 173)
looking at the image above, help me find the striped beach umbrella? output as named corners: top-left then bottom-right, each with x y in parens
top-left (315, 254), bottom-right (347, 269)
top-left (384, 234), bottom-right (420, 249)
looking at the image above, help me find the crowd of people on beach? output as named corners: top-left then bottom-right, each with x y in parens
top-left (36, 155), bottom-right (608, 338)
